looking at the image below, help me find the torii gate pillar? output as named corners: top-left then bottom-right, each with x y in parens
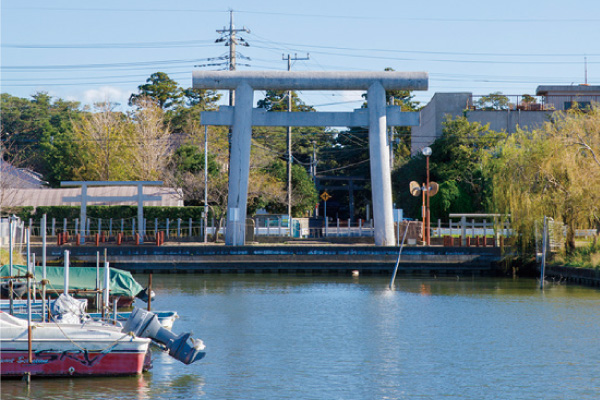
top-left (227, 83), bottom-right (254, 244)
top-left (194, 71), bottom-right (428, 246)
top-left (368, 81), bottom-right (395, 245)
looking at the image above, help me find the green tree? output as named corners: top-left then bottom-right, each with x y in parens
top-left (169, 87), bottom-right (222, 133)
top-left (393, 116), bottom-right (505, 220)
top-left (485, 107), bottom-right (600, 253)
top-left (257, 90), bottom-right (315, 112)
top-left (129, 72), bottom-right (183, 110)
top-left (259, 160), bottom-right (318, 217)
top-left (1, 92), bottom-right (83, 185)
top-left (476, 92), bottom-right (510, 110)
top-left (521, 94), bottom-right (537, 104)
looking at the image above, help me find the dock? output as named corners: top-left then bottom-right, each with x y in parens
top-left (32, 243), bottom-right (508, 276)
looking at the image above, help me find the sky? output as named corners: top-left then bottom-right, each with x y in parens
top-left (1, 0), bottom-right (599, 112)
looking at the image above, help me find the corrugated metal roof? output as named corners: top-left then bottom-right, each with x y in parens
top-left (1, 186), bottom-right (183, 207)
top-left (0, 160), bottom-right (47, 188)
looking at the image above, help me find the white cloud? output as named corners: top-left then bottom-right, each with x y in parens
top-left (82, 86), bottom-right (132, 109)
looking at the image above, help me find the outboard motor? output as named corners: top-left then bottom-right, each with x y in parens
top-left (122, 307), bottom-right (206, 365)
top-left (135, 287), bottom-right (156, 303)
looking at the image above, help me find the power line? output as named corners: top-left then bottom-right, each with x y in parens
top-left (2, 40), bottom-right (215, 49)
top-left (5, 6), bottom-right (599, 23)
top-left (251, 43), bottom-right (600, 65)
top-left (248, 36), bottom-right (600, 58)
top-left (1, 58), bottom-right (211, 71)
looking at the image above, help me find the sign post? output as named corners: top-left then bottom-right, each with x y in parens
top-left (320, 191), bottom-right (332, 237)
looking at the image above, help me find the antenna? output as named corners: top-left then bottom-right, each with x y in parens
top-left (585, 56), bottom-right (588, 85)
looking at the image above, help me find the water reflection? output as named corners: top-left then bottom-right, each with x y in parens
top-left (1, 375), bottom-right (151, 400)
top-left (5, 275), bottom-right (600, 399)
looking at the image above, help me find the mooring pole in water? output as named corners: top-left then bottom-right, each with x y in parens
top-left (147, 273), bottom-right (153, 312)
top-left (113, 297), bottom-right (118, 325)
top-left (540, 216), bottom-right (548, 290)
top-left (96, 251), bottom-right (100, 311)
top-left (64, 250), bottom-right (70, 296)
top-left (389, 223), bottom-right (410, 289)
top-left (103, 262), bottom-right (110, 318)
top-left (42, 214), bottom-right (47, 322)
top-left (26, 228), bottom-right (33, 364)
top-left (9, 216), bottom-right (14, 314)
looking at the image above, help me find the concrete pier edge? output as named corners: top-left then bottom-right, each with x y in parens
top-left (31, 244), bottom-right (507, 276)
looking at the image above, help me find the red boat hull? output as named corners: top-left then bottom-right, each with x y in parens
top-left (0, 349), bottom-right (148, 377)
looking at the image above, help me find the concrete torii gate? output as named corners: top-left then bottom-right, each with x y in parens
top-left (193, 71), bottom-right (428, 246)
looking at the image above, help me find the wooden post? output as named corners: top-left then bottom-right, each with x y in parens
top-left (147, 274), bottom-right (153, 312)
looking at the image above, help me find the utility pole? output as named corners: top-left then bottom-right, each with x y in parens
top-left (216, 10), bottom-right (251, 106)
top-left (311, 140), bottom-right (317, 180)
top-left (210, 10), bottom-right (251, 177)
top-left (282, 53), bottom-right (309, 231)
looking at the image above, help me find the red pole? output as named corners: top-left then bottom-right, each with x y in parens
top-left (426, 155), bottom-right (431, 246)
top-left (135, 233), bottom-right (140, 245)
top-left (95, 233), bottom-right (100, 246)
top-left (421, 186), bottom-right (426, 245)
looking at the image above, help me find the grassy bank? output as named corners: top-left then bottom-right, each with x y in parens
top-left (550, 240), bottom-right (600, 270)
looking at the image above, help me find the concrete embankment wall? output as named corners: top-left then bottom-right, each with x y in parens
top-left (545, 266), bottom-right (600, 287)
top-left (33, 244), bottom-right (506, 276)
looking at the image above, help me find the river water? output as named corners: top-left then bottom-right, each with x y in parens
top-left (3, 274), bottom-right (600, 399)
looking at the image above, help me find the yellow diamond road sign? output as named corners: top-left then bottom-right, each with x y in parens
top-left (320, 191), bottom-right (332, 202)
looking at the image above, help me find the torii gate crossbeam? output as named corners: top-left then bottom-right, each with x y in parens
top-left (193, 71), bottom-right (428, 246)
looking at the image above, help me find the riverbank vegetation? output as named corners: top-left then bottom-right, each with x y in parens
top-left (393, 105), bottom-right (599, 267)
top-left (552, 239), bottom-right (600, 269)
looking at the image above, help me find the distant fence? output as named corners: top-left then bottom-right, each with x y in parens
top-left (7, 214), bottom-right (597, 246)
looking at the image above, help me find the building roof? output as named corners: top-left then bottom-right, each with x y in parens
top-left (0, 160), bottom-right (48, 188)
top-left (536, 84), bottom-right (600, 95)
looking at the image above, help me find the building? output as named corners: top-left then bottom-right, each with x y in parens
top-left (411, 84), bottom-right (600, 154)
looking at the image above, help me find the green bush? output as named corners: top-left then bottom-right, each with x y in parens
top-left (22, 205), bottom-right (212, 223)
top-left (1, 206), bottom-right (35, 220)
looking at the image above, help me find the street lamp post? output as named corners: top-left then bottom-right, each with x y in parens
top-left (422, 147), bottom-right (432, 246)
top-left (409, 148), bottom-right (437, 247)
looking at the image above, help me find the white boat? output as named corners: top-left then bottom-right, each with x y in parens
top-left (0, 311), bottom-right (151, 377)
top-left (9, 309), bottom-right (179, 330)
top-left (94, 310), bottom-right (179, 330)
